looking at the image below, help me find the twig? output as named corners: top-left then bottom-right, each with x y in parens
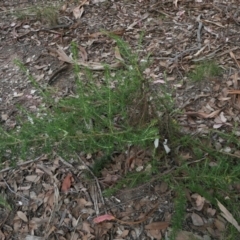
top-left (173, 47), bottom-right (201, 62)
top-left (90, 183), bottom-right (99, 215)
top-left (58, 155), bottom-right (74, 168)
top-left (219, 151), bottom-right (240, 159)
top-left (192, 48), bottom-right (222, 62)
top-left (196, 15), bottom-right (203, 48)
top-left (0, 154), bottom-right (47, 173)
top-left (217, 46), bottom-right (239, 57)
top-left (193, 46), bottom-right (239, 63)
top-left (185, 157), bottom-right (206, 166)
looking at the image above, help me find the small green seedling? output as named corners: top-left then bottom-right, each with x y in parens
top-left (189, 61), bottom-right (222, 82)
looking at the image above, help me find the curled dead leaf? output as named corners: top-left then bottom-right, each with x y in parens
top-left (114, 46), bottom-right (124, 61)
top-left (17, 211), bottom-right (28, 222)
top-left (73, 6), bottom-right (84, 19)
top-left (185, 109), bottom-right (221, 119)
top-left (217, 199), bottom-right (240, 232)
top-left (214, 218), bottom-right (225, 232)
top-left (56, 46), bottom-right (122, 70)
top-left (25, 175), bottom-right (40, 183)
top-left (61, 173), bottom-right (73, 193)
top-left (229, 51), bottom-right (240, 69)
top-left (207, 207), bottom-right (216, 216)
top-left (191, 212), bottom-right (204, 226)
top-left (146, 229), bottom-right (162, 240)
top-left (191, 193), bottom-right (205, 211)
top-left (78, 45), bottom-right (88, 61)
top-left (93, 214), bottom-right (115, 224)
top-left (228, 89), bottom-right (240, 95)
top-left (145, 221), bottom-right (169, 230)
top-left (176, 230), bottom-right (203, 240)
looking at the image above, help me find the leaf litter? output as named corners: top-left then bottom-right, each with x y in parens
top-left (0, 0), bottom-right (240, 239)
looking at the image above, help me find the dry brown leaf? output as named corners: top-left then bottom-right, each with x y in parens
top-left (45, 226), bottom-right (56, 239)
top-left (29, 217), bottom-right (48, 231)
top-left (1, 114), bottom-right (8, 121)
top-left (47, 192), bottom-right (55, 208)
top-left (118, 229), bottom-right (129, 238)
top-left (13, 92), bottom-right (24, 98)
top-left (185, 109), bottom-right (221, 119)
top-left (13, 219), bottom-right (21, 232)
top-left (191, 212), bottom-right (204, 226)
top-left (213, 123), bottom-right (223, 129)
top-left (82, 235), bottom-right (88, 240)
top-left (89, 31), bottom-right (103, 38)
top-left (73, 6), bottom-right (84, 19)
top-left (110, 28), bottom-right (125, 36)
top-left (206, 227), bottom-right (218, 238)
top-left (214, 218), bottom-right (225, 232)
top-left (82, 221), bottom-right (93, 233)
top-left (146, 229), bottom-right (162, 240)
top-left (181, 152), bottom-right (192, 160)
top-left (176, 231), bottom-right (203, 240)
top-left (232, 72), bottom-right (238, 89)
top-left (93, 214), bottom-right (115, 224)
top-left (61, 3), bottom-right (68, 12)
top-left (207, 208), bottom-right (216, 216)
top-left (79, 45), bottom-right (88, 61)
top-left (230, 51), bottom-right (240, 69)
top-left (218, 96), bottom-right (231, 101)
top-left (18, 185), bottom-right (31, 192)
top-left (159, 181), bottom-right (168, 193)
top-left (71, 217), bottom-right (78, 228)
top-left (56, 47), bottom-right (122, 70)
top-left (145, 221), bottom-right (169, 230)
top-left (0, 230), bottom-right (5, 240)
top-left (228, 90), bottom-right (240, 95)
top-left (19, 224), bottom-right (29, 234)
top-left (191, 193), bottom-right (205, 211)
top-left (77, 60), bottom-right (122, 70)
top-left (206, 109), bottom-right (221, 118)
top-left (174, 0), bottom-right (179, 8)
top-left (125, 156), bottom-right (135, 172)
top-left (114, 46), bottom-right (124, 62)
top-left (126, 13), bottom-right (149, 30)
top-left (77, 198), bottom-right (92, 208)
top-left (95, 222), bottom-right (113, 237)
top-left (72, 0), bottom-right (89, 19)
top-left (61, 173), bottom-right (72, 193)
top-left (25, 175), bottom-right (40, 183)
top-left (88, 28), bottom-right (125, 38)
top-left (56, 47), bottom-right (73, 63)
top-left (17, 211), bottom-right (28, 222)
top-left (219, 112), bottom-right (227, 122)
top-left (71, 232), bottom-right (80, 240)
top-left (217, 199), bottom-right (240, 232)
top-left (102, 174), bottom-right (119, 185)
top-left (36, 164), bottom-right (53, 176)
top-left (79, 0), bottom-right (89, 7)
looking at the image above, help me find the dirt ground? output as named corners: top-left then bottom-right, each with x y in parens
top-left (1, 0), bottom-right (240, 239)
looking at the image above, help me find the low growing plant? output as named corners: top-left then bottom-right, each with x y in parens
top-left (1, 34), bottom-right (239, 239)
top-left (0, 37), bottom-right (159, 161)
top-left (15, 4), bottom-right (60, 26)
top-left (188, 60), bottom-right (222, 82)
